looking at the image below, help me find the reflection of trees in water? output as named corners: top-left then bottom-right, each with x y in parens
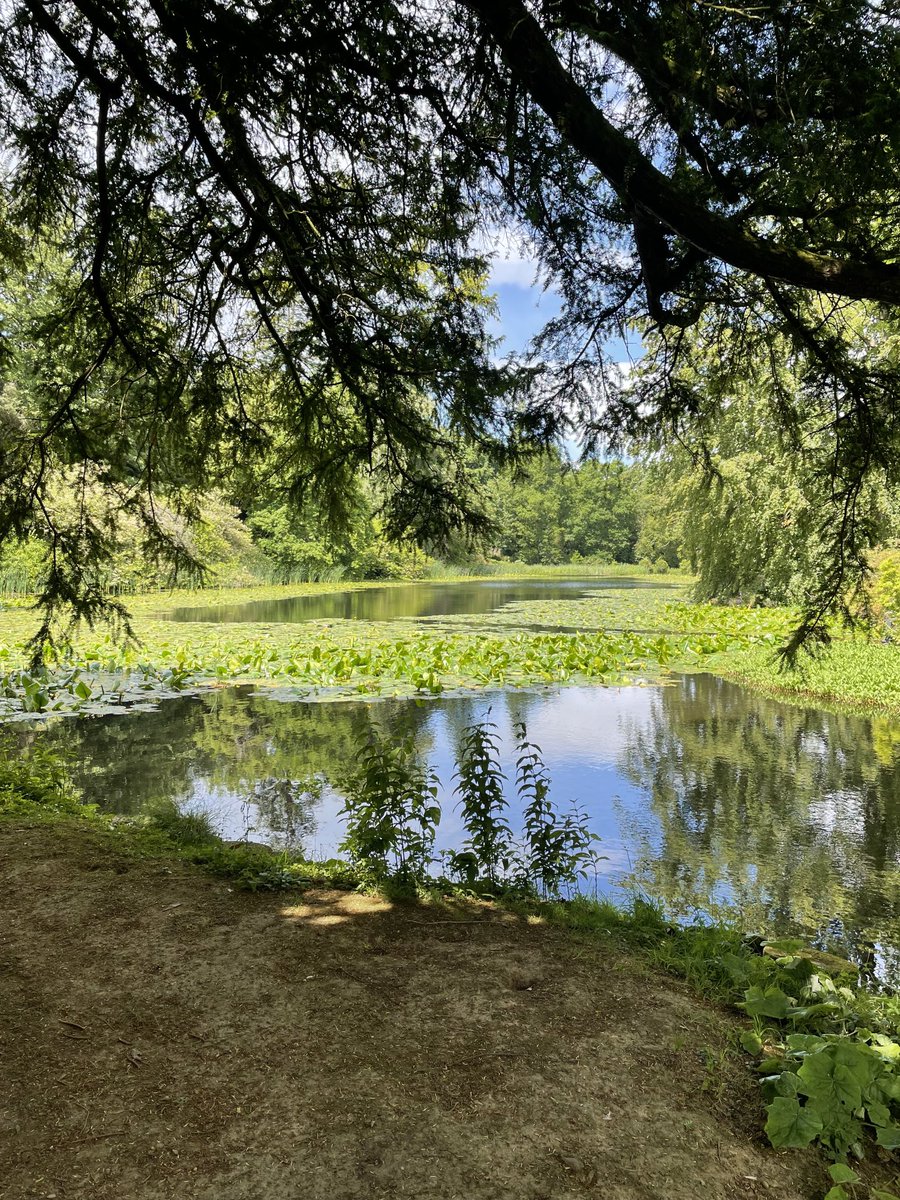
top-left (21, 688), bottom-right (436, 820)
top-left (24, 684), bottom-right (553, 853)
top-left (433, 690), bottom-right (545, 770)
top-left (618, 674), bottom-right (900, 960)
top-left (21, 684), bottom-right (549, 825)
top-left (242, 776), bottom-right (322, 847)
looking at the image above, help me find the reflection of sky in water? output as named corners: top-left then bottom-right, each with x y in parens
top-left (179, 685), bottom-right (655, 895)
top-left (23, 674), bottom-right (900, 981)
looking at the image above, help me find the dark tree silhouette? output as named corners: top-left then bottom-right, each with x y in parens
top-left (3, 1), bottom-right (900, 639)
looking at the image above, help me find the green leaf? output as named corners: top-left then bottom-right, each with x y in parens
top-left (827, 1163), bottom-right (859, 1185)
top-left (742, 985), bottom-right (792, 1020)
top-left (822, 1188), bottom-right (848, 1200)
top-left (771, 1071), bottom-right (801, 1098)
top-left (740, 1030), bottom-right (763, 1055)
top-left (866, 1099), bottom-right (892, 1127)
top-left (797, 1047), bottom-right (869, 1112)
top-left (786, 1033), bottom-right (827, 1054)
top-left (875, 1124), bottom-right (900, 1150)
top-left (764, 1097), bottom-right (823, 1148)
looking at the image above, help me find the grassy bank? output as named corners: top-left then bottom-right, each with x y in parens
top-left (712, 640), bottom-right (900, 715)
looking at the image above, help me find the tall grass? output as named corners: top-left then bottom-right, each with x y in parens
top-left (250, 562), bottom-right (348, 586)
top-left (423, 560), bottom-right (693, 581)
top-left (0, 568), bottom-right (38, 598)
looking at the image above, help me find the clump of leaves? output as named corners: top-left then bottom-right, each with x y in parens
top-left (339, 735), bottom-right (440, 888)
top-left (725, 950), bottom-right (900, 1161)
top-left (819, 1161), bottom-right (899, 1200)
top-left (450, 717), bottom-right (513, 887)
top-left (144, 798), bottom-right (219, 848)
top-left (0, 738), bottom-right (88, 817)
top-left (514, 721), bottom-right (601, 898)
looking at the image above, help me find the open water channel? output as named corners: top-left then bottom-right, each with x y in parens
top-left (14, 578), bottom-right (900, 980)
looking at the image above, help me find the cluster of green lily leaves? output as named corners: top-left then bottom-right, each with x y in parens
top-left (0, 580), bottom-right (799, 720)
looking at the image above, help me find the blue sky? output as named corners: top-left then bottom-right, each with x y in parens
top-left (484, 258), bottom-right (642, 460)
top-left (486, 273), bottom-right (640, 363)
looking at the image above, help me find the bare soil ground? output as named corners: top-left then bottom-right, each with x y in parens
top-left (1, 821), bottom-right (833, 1200)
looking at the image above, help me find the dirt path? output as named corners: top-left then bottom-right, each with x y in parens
top-left (1, 821), bottom-right (825, 1200)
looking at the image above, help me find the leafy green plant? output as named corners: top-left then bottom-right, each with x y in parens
top-left (762, 1034), bottom-right (900, 1158)
top-left (339, 735), bottom-right (440, 887)
top-left (450, 716), bottom-right (513, 887)
top-left (0, 738), bottom-right (86, 817)
top-left (514, 721), bottom-right (601, 898)
top-left (717, 950), bottom-right (900, 1160)
top-left (818, 1160), bottom-right (899, 1200)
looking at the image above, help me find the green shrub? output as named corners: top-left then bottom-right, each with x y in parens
top-left (339, 735), bottom-right (440, 886)
top-left (0, 742), bottom-right (87, 817)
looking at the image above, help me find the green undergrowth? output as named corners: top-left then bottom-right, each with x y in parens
top-left (715, 640), bottom-right (900, 715)
top-left (0, 741), bottom-right (89, 817)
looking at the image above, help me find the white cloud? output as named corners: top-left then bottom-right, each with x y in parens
top-left (489, 255), bottom-right (542, 289)
top-left (473, 223), bottom-right (559, 293)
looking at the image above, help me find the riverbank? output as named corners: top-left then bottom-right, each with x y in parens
top-left (0, 817), bottom-right (852, 1200)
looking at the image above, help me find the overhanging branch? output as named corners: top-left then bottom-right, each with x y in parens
top-left (463, 0), bottom-right (900, 305)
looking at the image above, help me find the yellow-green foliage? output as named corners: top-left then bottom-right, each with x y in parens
top-left (873, 551), bottom-right (900, 616)
top-left (718, 641), bottom-right (900, 712)
top-left (0, 741), bottom-right (88, 817)
top-left (0, 581), bottom-right (729, 704)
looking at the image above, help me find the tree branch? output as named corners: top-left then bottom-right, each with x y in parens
top-left (464, 0), bottom-right (900, 304)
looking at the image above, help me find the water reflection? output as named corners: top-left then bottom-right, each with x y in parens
top-left (18, 675), bottom-right (900, 978)
top-left (164, 577), bottom-right (658, 625)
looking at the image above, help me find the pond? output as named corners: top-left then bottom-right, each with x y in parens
top-left (17, 672), bottom-right (900, 982)
top-left (164, 576), bottom-right (661, 625)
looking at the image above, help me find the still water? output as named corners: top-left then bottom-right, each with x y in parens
top-left (165, 577), bottom-right (657, 625)
top-left (20, 673), bottom-right (900, 979)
